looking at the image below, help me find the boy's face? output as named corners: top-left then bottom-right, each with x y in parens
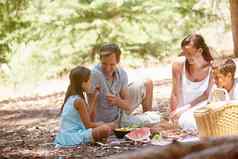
top-left (214, 71), bottom-right (233, 90)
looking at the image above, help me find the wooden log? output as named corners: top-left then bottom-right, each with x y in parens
top-left (110, 136), bottom-right (238, 159)
top-left (183, 143), bottom-right (238, 159)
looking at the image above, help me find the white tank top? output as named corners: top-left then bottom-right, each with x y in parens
top-left (228, 78), bottom-right (238, 100)
top-left (181, 63), bottom-right (211, 106)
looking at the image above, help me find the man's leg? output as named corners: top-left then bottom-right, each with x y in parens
top-left (120, 79), bottom-right (156, 127)
top-left (128, 79), bottom-right (153, 113)
top-left (142, 79), bottom-right (153, 112)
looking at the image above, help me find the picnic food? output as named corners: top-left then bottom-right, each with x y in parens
top-left (126, 127), bottom-right (151, 142)
top-left (152, 133), bottom-right (161, 140)
top-left (160, 128), bottom-right (190, 140)
top-left (114, 128), bottom-right (132, 139)
top-left (115, 128), bottom-right (130, 131)
top-left (127, 124), bottom-right (141, 129)
top-left (150, 119), bottom-right (180, 134)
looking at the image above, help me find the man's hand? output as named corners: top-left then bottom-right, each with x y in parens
top-left (106, 94), bottom-right (120, 106)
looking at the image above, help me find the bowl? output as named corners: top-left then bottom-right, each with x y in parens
top-left (113, 128), bottom-right (132, 139)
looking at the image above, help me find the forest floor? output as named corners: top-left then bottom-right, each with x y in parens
top-left (0, 66), bottom-right (174, 159)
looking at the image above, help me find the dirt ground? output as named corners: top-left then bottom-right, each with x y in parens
top-left (0, 77), bottom-right (171, 159)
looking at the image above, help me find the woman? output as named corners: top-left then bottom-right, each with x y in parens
top-left (170, 34), bottom-right (213, 130)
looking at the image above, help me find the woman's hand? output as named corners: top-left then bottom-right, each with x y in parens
top-left (170, 104), bottom-right (191, 121)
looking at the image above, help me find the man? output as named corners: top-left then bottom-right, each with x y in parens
top-left (88, 43), bottom-right (158, 126)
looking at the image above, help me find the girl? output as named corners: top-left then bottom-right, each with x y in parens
top-left (54, 66), bottom-right (115, 147)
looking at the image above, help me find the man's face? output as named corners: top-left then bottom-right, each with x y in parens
top-left (100, 53), bottom-right (118, 77)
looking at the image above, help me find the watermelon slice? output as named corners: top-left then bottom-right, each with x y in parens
top-left (126, 127), bottom-right (151, 142)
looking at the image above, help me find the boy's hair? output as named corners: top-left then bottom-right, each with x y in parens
top-left (214, 59), bottom-right (236, 78)
top-left (99, 43), bottom-right (121, 63)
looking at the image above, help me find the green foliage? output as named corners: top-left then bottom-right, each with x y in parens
top-left (0, 0), bottom-right (229, 84)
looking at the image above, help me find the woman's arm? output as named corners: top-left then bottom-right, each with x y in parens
top-left (189, 69), bottom-right (214, 107)
top-left (170, 62), bottom-right (182, 112)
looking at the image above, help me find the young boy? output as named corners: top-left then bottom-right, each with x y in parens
top-left (211, 59), bottom-right (238, 100)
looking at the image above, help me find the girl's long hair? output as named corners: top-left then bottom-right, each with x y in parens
top-left (181, 34), bottom-right (213, 73)
top-left (60, 66), bottom-right (90, 114)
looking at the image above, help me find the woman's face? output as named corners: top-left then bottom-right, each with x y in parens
top-left (182, 43), bottom-right (203, 65)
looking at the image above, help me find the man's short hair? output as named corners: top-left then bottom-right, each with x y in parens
top-left (99, 43), bottom-right (121, 63)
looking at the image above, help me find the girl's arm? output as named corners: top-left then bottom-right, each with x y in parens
top-left (87, 84), bottom-right (100, 121)
top-left (74, 98), bottom-right (98, 128)
top-left (87, 88), bottom-right (99, 122)
top-left (170, 62), bottom-right (182, 112)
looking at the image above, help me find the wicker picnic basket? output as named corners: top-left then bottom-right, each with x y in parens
top-left (194, 88), bottom-right (238, 137)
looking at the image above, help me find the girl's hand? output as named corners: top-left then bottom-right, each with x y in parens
top-left (92, 85), bottom-right (100, 99)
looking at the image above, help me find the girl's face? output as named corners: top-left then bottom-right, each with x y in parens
top-left (82, 76), bottom-right (92, 93)
top-left (214, 71), bottom-right (233, 90)
top-left (182, 44), bottom-right (203, 65)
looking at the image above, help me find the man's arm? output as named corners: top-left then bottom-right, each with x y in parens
top-left (107, 69), bottom-right (132, 113)
top-left (106, 87), bottom-right (131, 112)
top-left (119, 87), bottom-right (131, 112)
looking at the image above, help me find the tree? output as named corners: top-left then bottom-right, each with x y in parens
top-left (0, 0), bottom-right (226, 83)
top-left (0, 0), bottom-right (28, 63)
top-left (230, 0), bottom-right (238, 56)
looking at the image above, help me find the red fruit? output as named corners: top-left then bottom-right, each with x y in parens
top-left (126, 127), bottom-right (151, 142)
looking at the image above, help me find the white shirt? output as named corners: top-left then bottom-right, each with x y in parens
top-left (181, 63), bottom-right (211, 106)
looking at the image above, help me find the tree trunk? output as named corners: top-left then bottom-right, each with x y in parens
top-left (111, 137), bottom-right (238, 159)
top-left (230, 0), bottom-right (238, 57)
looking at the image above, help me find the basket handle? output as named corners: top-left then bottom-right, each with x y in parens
top-left (209, 87), bottom-right (230, 103)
